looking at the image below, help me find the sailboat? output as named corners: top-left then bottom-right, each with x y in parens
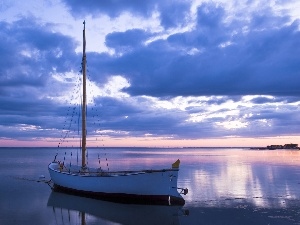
top-left (48, 21), bottom-right (187, 205)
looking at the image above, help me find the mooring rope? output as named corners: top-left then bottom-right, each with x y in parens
top-left (11, 176), bottom-right (53, 189)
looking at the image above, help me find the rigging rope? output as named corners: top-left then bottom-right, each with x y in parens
top-left (54, 55), bottom-right (111, 171)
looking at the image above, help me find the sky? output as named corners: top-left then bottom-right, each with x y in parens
top-left (1, 0), bottom-right (300, 147)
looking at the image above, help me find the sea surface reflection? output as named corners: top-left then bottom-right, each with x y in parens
top-left (1, 147), bottom-right (300, 224)
top-left (47, 191), bottom-right (187, 225)
top-left (179, 149), bottom-right (300, 209)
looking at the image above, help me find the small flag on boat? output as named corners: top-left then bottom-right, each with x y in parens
top-left (172, 159), bottom-right (180, 169)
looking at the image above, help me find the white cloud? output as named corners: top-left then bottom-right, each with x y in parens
top-left (216, 120), bottom-right (249, 129)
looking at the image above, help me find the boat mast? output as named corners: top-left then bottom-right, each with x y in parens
top-left (81, 21), bottom-right (87, 168)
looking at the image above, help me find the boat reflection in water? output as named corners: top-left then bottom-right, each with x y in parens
top-left (47, 191), bottom-right (188, 225)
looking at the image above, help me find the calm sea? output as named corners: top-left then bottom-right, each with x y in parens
top-left (0, 147), bottom-right (300, 225)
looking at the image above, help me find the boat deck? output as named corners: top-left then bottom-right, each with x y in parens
top-left (49, 162), bottom-right (178, 177)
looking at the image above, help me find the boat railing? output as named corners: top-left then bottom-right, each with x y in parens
top-left (57, 167), bottom-right (179, 177)
top-left (50, 162), bottom-right (179, 177)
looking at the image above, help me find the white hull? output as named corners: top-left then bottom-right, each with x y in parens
top-left (48, 162), bottom-right (185, 205)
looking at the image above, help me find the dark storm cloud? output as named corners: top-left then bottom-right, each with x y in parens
top-left (87, 97), bottom-right (187, 138)
top-left (61, 1), bottom-right (300, 98)
top-left (83, 2), bottom-right (300, 98)
top-left (0, 19), bottom-right (78, 88)
top-left (105, 29), bottom-right (149, 53)
top-left (62, 0), bottom-right (190, 29)
top-left (159, 1), bottom-right (191, 29)
top-left (0, 18), bottom-right (80, 140)
top-left (62, 0), bottom-right (157, 18)
top-left (83, 96), bottom-right (227, 140)
top-left (251, 96), bottom-right (300, 104)
top-left (251, 97), bottom-right (281, 104)
top-left (0, 94), bottom-right (72, 139)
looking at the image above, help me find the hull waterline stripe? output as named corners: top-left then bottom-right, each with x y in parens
top-left (53, 184), bottom-right (185, 206)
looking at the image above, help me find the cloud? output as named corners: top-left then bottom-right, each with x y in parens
top-left (103, 4), bottom-right (298, 98)
top-left (159, 1), bottom-right (191, 29)
top-left (59, 1), bottom-right (300, 98)
top-left (0, 19), bottom-right (78, 88)
top-left (0, 18), bottom-right (81, 140)
top-left (1, 1), bottom-right (300, 146)
top-left (62, 0), bottom-right (158, 18)
top-left (105, 29), bottom-right (149, 54)
top-left (62, 0), bottom-right (191, 29)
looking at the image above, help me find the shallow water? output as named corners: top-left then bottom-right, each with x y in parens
top-left (1, 147), bottom-right (300, 224)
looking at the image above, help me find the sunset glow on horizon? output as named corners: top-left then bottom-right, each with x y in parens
top-left (1, 135), bottom-right (300, 148)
